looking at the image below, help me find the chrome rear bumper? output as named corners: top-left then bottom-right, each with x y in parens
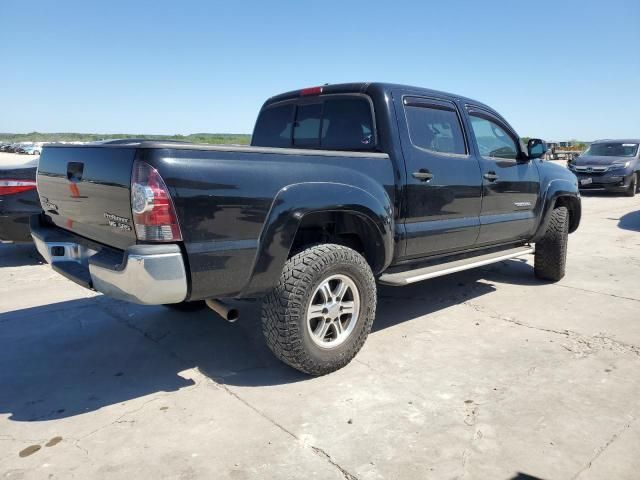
top-left (31, 215), bottom-right (187, 305)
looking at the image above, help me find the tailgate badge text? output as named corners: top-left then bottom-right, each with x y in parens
top-left (104, 212), bottom-right (132, 231)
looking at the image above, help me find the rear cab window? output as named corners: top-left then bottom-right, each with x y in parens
top-left (293, 103), bottom-right (322, 147)
top-left (250, 103), bottom-right (294, 148)
top-left (252, 95), bottom-right (376, 151)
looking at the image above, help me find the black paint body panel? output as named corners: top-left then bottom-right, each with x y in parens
top-left (36, 147), bottom-right (137, 250)
top-left (142, 147), bottom-right (395, 300)
top-left (33, 82), bottom-right (581, 302)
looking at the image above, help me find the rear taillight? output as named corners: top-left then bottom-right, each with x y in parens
top-left (131, 161), bottom-right (182, 242)
top-left (0, 179), bottom-right (37, 196)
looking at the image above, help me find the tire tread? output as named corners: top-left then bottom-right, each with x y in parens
top-left (261, 244), bottom-right (376, 375)
top-left (534, 206), bottom-right (569, 281)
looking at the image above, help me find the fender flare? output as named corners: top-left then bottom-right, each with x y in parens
top-left (240, 182), bottom-right (394, 297)
top-left (531, 178), bottom-right (581, 242)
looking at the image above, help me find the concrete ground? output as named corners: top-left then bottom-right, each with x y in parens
top-left (1, 186), bottom-right (639, 479)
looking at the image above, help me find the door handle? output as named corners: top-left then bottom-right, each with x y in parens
top-left (483, 171), bottom-right (498, 182)
top-left (412, 169), bottom-right (433, 182)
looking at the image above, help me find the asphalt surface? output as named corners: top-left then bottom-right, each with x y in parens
top-left (0, 170), bottom-right (639, 479)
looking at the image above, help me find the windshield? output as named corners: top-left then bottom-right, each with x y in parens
top-left (584, 143), bottom-right (638, 157)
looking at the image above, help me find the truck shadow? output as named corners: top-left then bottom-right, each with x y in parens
top-left (0, 259), bottom-right (539, 422)
top-left (618, 210), bottom-right (640, 232)
top-left (0, 242), bottom-right (43, 267)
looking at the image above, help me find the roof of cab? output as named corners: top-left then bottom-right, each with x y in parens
top-left (264, 82), bottom-right (495, 112)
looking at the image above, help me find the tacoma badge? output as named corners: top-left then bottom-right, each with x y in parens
top-left (104, 212), bottom-right (132, 231)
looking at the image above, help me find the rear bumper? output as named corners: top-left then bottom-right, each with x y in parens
top-left (30, 215), bottom-right (188, 305)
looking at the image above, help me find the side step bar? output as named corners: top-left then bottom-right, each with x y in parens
top-left (378, 245), bottom-right (534, 286)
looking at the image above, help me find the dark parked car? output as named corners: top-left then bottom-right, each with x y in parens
top-left (32, 82), bottom-right (581, 375)
top-left (6, 144), bottom-right (25, 153)
top-left (0, 159), bottom-right (40, 242)
top-left (569, 139), bottom-right (640, 196)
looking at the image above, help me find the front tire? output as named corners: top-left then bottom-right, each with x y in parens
top-left (261, 244), bottom-right (376, 376)
top-left (534, 206), bottom-right (569, 281)
top-left (625, 173), bottom-right (638, 197)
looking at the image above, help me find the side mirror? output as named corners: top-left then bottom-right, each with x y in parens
top-left (527, 138), bottom-right (546, 159)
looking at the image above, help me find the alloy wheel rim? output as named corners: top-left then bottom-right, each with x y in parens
top-left (306, 274), bottom-right (360, 349)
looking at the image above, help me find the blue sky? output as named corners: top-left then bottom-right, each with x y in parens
top-left (1, 0), bottom-right (638, 140)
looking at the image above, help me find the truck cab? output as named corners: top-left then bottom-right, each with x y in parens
top-left (251, 83), bottom-right (579, 265)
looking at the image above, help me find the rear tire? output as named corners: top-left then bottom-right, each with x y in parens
top-left (534, 206), bottom-right (569, 282)
top-left (261, 244), bottom-right (376, 376)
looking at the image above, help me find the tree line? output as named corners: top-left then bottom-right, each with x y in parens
top-left (0, 132), bottom-right (251, 145)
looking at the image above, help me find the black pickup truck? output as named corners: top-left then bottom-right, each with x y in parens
top-left (32, 82), bottom-right (581, 375)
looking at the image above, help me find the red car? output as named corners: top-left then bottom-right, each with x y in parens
top-left (0, 159), bottom-right (40, 242)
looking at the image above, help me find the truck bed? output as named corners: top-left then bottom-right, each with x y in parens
top-left (36, 141), bottom-right (394, 300)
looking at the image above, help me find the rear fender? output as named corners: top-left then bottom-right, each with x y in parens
top-left (240, 182), bottom-right (393, 297)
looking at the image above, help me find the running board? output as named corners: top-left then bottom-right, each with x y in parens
top-left (378, 246), bottom-right (535, 286)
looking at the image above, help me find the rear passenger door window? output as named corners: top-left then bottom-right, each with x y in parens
top-left (404, 100), bottom-right (466, 155)
top-left (468, 115), bottom-right (518, 160)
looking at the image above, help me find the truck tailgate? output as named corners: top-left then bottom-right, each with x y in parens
top-left (36, 146), bottom-right (137, 250)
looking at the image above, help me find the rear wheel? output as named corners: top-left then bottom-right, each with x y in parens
top-left (534, 206), bottom-right (569, 282)
top-left (261, 244), bottom-right (376, 376)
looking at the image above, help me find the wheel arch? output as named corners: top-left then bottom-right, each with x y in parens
top-left (553, 195), bottom-right (581, 233)
top-left (290, 210), bottom-right (387, 272)
top-left (531, 180), bottom-right (581, 242)
top-left (240, 182), bottom-right (393, 297)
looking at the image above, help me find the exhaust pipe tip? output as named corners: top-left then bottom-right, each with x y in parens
top-left (205, 299), bottom-right (239, 322)
top-left (225, 308), bottom-right (239, 322)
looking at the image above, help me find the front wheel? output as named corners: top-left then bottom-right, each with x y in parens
top-left (261, 244), bottom-right (376, 376)
top-left (534, 206), bottom-right (569, 281)
top-left (625, 173), bottom-right (638, 197)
